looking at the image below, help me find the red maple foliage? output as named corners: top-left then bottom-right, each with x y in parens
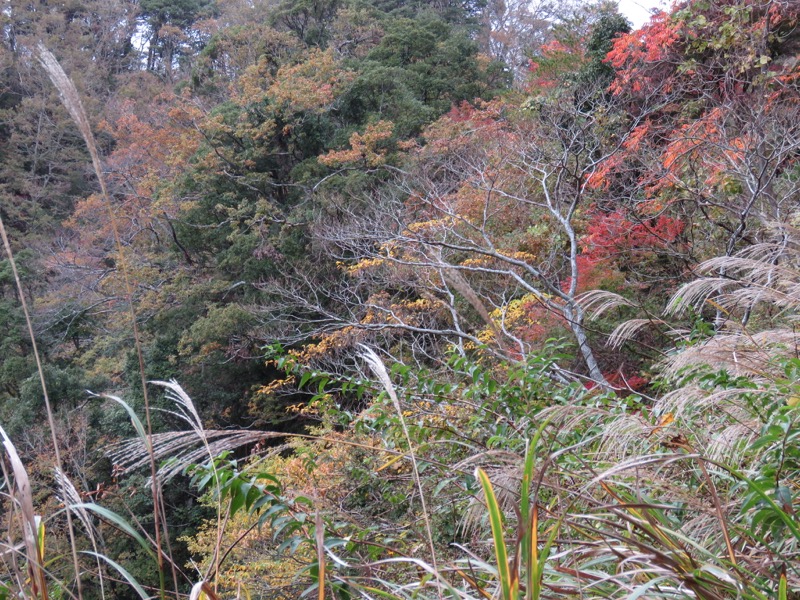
top-left (581, 208), bottom-right (685, 261)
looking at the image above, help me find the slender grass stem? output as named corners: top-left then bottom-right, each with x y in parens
top-left (0, 213), bottom-right (82, 600)
top-left (360, 346), bottom-right (442, 600)
top-left (33, 44), bottom-right (175, 600)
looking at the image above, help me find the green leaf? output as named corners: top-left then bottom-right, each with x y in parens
top-left (299, 371), bottom-right (313, 389)
top-left (230, 484), bottom-right (247, 516)
top-left (720, 465), bottom-right (800, 541)
top-left (245, 482), bottom-right (264, 511)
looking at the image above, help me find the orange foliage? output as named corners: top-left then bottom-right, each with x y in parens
top-left (268, 49), bottom-right (355, 114)
top-left (607, 11), bottom-right (679, 95)
top-left (561, 254), bottom-right (623, 295)
top-left (319, 120), bottom-right (395, 167)
top-left (98, 96), bottom-right (203, 206)
top-left (527, 38), bottom-right (586, 92)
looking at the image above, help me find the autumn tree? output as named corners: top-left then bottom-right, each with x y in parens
top-left (477, 0), bottom-right (555, 83)
top-left (140, 0), bottom-right (216, 78)
top-left (271, 79), bottom-right (643, 386)
top-left (584, 0), bottom-right (800, 327)
top-left (0, 0), bottom-right (144, 440)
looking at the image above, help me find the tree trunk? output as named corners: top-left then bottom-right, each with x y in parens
top-left (564, 302), bottom-right (609, 389)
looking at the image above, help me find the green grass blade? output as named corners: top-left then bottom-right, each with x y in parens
top-left (99, 394), bottom-right (150, 451)
top-left (779, 569), bottom-right (787, 600)
top-left (528, 504), bottom-right (538, 600)
top-left (626, 576), bottom-right (673, 600)
top-left (83, 551), bottom-right (151, 600)
top-left (73, 503), bottom-right (155, 559)
top-left (477, 468), bottom-right (517, 600)
top-left (520, 418), bottom-right (550, 600)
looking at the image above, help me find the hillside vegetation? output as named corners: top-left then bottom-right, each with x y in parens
top-left (1, 0), bottom-right (800, 598)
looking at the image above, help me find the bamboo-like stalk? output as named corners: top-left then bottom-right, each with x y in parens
top-left (33, 44), bottom-right (174, 598)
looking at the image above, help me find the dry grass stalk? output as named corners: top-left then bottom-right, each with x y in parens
top-left (189, 580), bottom-right (220, 600)
top-left (453, 451), bottom-right (523, 536)
top-left (1, 425), bottom-right (48, 600)
top-left (0, 200), bottom-right (82, 598)
top-left (33, 43), bottom-right (170, 594)
top-left (98, 380), bottom-right (290, 590)
top-left (360, 345), bottom-right (441, 599)
top-left (150, 379), bottom-right (232, 590)
top-left (579, 290), bottom-right (671, 349)
top-left (0, 456), bottom-right (28, 594)
top-left (54, 469), bottom-right (106, 600)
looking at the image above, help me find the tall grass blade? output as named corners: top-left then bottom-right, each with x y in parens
top-left (189, 581), bottom-right (220, 600)
top-left (82, 552), bottom-right (149, 600)
top-left (0, 425), bottom-right (47, 600)
top-left (0, 456), bottom-right (27, 594)
top-left (151, 379), bottom-right (223, 590)
top-left (519, 419), bottom-right (551, 600)
top-left (54, 470), bottom-right (106, 600)
top-left (1, 200), bottom-right (78, 599)
top-left (94, 394), bottom-right (151, 453)
top-left (528, 503), bottom-right (538, 600)
top-left (315, 507), bottom-right (325, 600)
top-left (360, 346), bottom-right (440, 597)
top-left (71, 504), bottom-right (155, 560)
top-left (626, 576), bottom-right (673, 600)
top-left (476, 467), bottom-right (517, 600)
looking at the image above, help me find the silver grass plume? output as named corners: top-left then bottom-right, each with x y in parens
top-left (663, 221), bottom-right (800, 379)
top-left (106, 429), bottom-right (285, 483)
top-left (35, 43), bottom-right (165, 585)
top-left (100, 382), bottom-right (284, 483)
top-left (34, 45), bottom-right (103, 187)
top-left (641, 218), bottom-right (800, 495)
top-left (578, 289), bottom-right (670, 349)
top-left (359, 345), bottom-right (440, 597)
top-left (577, 289), bottom-right (636, 320)
top-left (53, 469), bottom-right (106, 600)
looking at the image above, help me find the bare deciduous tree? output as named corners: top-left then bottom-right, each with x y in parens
top-left (264, 88), bottom-right (648, 387)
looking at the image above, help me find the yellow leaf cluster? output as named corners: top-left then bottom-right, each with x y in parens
top-left (269, 49), bottom-right (356, 113)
